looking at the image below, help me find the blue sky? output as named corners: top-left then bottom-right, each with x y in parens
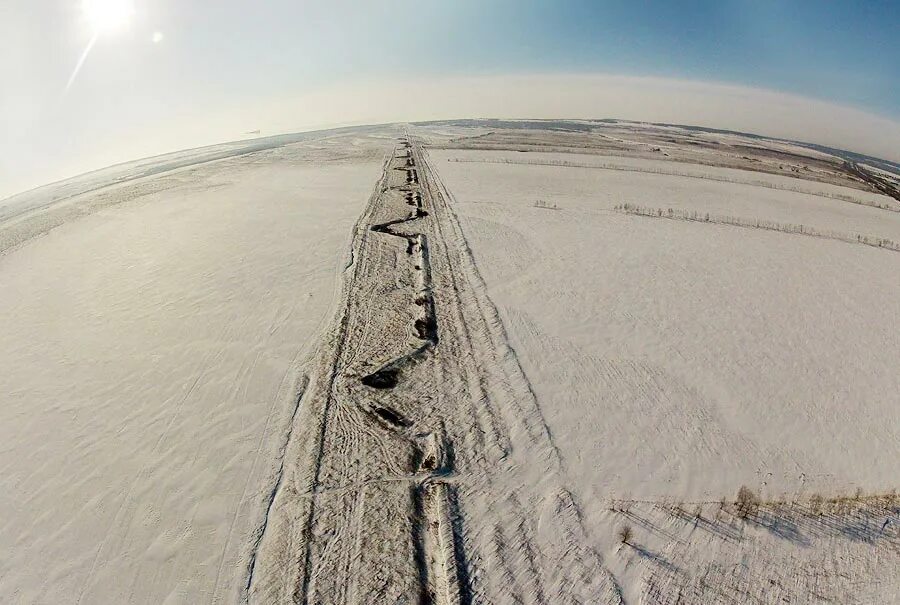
top-left (2, 0), bottom-right (898, 198)
top-left (136, 0), bottom-right (898, 116)
top-left (354, 0), bottom-right (899, 117)
top-left (462, 1), bottom-right (899, 116)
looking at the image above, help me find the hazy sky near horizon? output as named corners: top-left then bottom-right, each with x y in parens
top-left (2, 0), bottom-right (899, 200)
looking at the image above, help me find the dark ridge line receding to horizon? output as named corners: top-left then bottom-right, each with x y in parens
top-left (6, 118), bottom-right (898, 211)
top-left (412, 118), bottom-right (900, 175)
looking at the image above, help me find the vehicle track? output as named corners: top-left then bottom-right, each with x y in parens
top-left (248, 134), bottom-right (623, 604)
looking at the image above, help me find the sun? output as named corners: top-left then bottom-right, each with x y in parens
top-left (81, 0), bottom-right (134, 34)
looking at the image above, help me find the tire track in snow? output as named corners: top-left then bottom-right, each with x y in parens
top-left (249, 134), bottom-right (623, 604)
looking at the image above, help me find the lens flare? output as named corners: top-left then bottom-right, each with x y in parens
top-left (65, 0), bottom-right (134, 93)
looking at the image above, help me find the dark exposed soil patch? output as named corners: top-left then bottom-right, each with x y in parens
top-left (371, 405), bottom-right (410, 427)
top-left (361, 368), bottom-right (400, 389)
top-left (415, 316), bottom-right (438, 342)
top-left (420, 452), bottom-right (438, 472)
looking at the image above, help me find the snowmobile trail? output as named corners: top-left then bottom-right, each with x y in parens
top-left (248, 135), bottom-right (623, 604)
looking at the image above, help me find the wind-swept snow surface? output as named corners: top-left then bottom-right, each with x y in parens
top-left (0, 130), bottom-right (393, 603)
top-left (3, 120), bottom-right (899, 604)
top-left (423, 121), bottom-right (900, 603)
top-left (428, 145), bottom-right (900, 500)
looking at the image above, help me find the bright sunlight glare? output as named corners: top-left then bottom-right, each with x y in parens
top-left (82, 0), bottom-right (134, 34)
top-left (66, 0), bottom-right (134, 93)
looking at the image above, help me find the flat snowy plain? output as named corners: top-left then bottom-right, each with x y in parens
top-left (2, 120), bottom-right (898, 604)
top-left (431, 147), bottom-right (900, 500)
top-left (426, 135), bottom-right (900, 602)
top-left (0, 130), bottom-right (392, 603)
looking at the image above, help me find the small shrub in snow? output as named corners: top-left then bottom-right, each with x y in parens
top-left (736, 486), bottom-right (759, 519)
top-left (810, 493), bottom-right (824, 515)
top-left (618, 524), bottom-right (633, 545)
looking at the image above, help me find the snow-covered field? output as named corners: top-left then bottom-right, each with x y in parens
top-left (430, 146), bottom-right (900, 497)
top-left (0, 132), bottom-right (391, 603)
top-left (3, 121), bottom-right (898, 604)
top-left (428, 145), bottom-right (900, 602)
top-left (438, 149), bottom-right (900, 237)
